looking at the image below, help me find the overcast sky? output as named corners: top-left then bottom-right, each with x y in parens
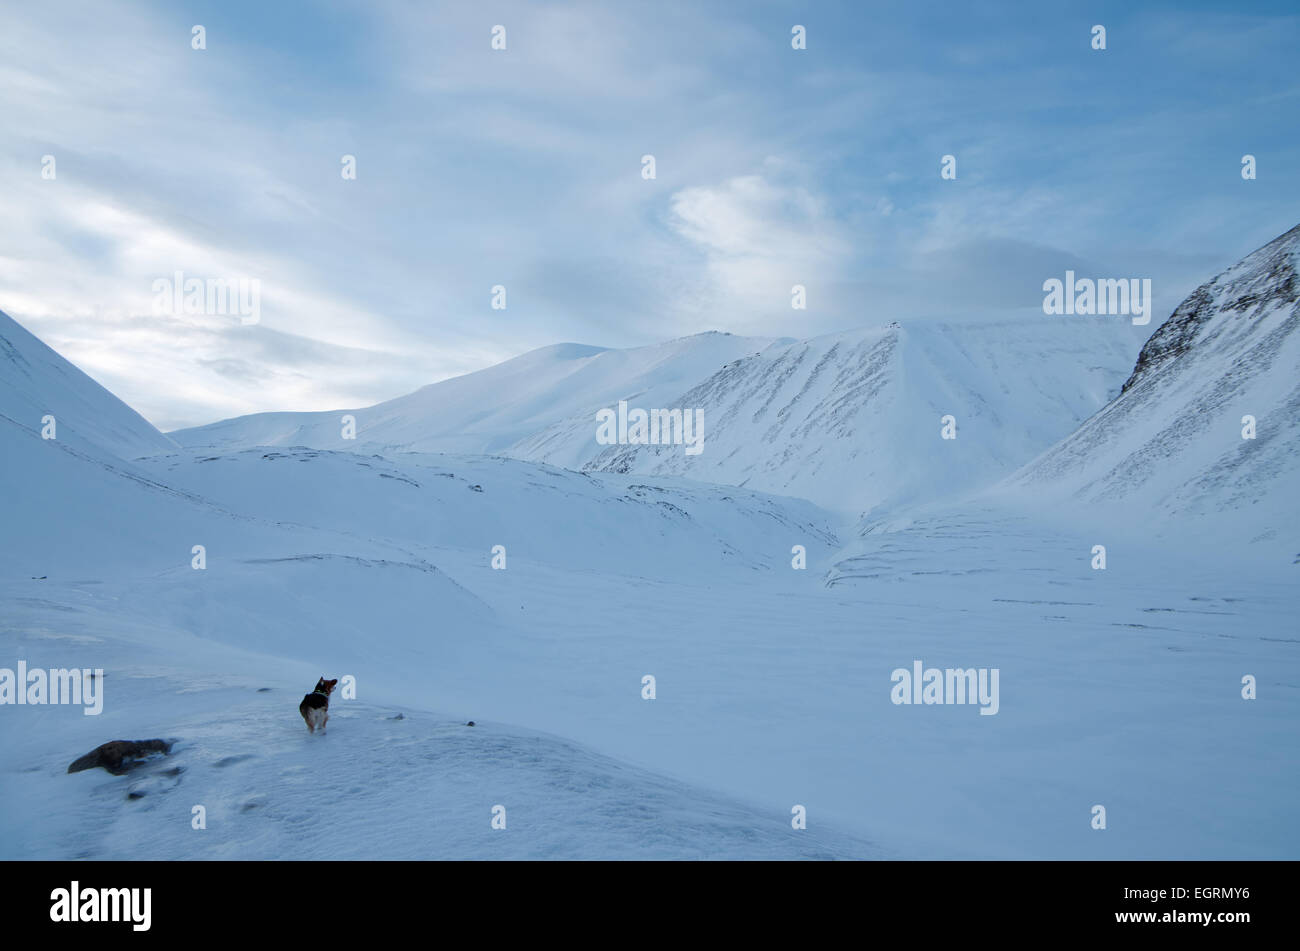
top-left (1, 0), bottom-right (1297, 430)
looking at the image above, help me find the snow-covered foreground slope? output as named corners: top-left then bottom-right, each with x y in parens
top-left (1, 416), bottom-right (875, 858)
top-left (1, 591), bottom-right (869, 860)
top-left (1005, 224), bottom-right (1300, 552)
top-left (9, 403), bottom-right (1294, 859)
top-left (0, 309), bottom-right (176, 460)
top-left (3, 490), bottom-right (1295, 860)
top-left (3, 401), bottom-right (1296, 860)
top-left (170, 332), bottom-right (781, 457)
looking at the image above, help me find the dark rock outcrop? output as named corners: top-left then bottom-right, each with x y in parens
top-left (1122, 223), bottom-right (1299, 394)
top-left (67, 739), bottom-right (173, 775)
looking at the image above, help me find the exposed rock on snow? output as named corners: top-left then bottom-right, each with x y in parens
top-left (1007, 223), bottom-right (1300, 545)
top-left (67, 739), bottom-right (174, 775)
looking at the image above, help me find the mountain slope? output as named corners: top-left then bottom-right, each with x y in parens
top-left (556, 319), bottom-right (1143, 514)
top-left (172, 320), bottom-right (1140, 516)
top-left (171, 332), bottom-right (781, 456)
top-left (1005, 223), bottom-right (1300, 547)
top-left (2, 646), bottom-right (875, 859)
top-left (0, 309), bottom-right (176, 459)
top-left (134, 446), bottom-right (840, 583)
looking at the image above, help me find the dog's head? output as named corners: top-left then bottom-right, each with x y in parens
top-left (314, 677), bottom-right (338, 696)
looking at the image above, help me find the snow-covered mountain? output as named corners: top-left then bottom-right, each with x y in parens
top-left (171, 332), bottom-right (783, 456)
top-left (0, 309), bottom-right (176, 460)
top-left (173, 319), bottom-right (1142, 515)
top-left (1005, 224), bottom-right (1300, 548)
top-left (558, 319), bottom-right (1143, 514)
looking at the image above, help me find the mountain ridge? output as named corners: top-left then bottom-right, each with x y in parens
top-left (0, 309), bottom-right (177, 460)
top-left (1001, 222), bottom-right (1300, 549)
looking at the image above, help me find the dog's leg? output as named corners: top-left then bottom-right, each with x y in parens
top-left (305, 707), bottom-right (326, 734)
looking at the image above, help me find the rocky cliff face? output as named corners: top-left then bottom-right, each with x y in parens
top-left (1122, 224), bottom-right (1299, 394)
top-left (1008, 224), bottom-right (1300, 547)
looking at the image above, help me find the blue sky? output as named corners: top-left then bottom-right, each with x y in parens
top-left (1, 0), bottom-right (1297, 429)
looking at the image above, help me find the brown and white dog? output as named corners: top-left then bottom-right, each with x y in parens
top-left (299, 677), bottom-right (338, 734)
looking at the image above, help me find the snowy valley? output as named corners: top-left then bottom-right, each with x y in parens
top-left (1, 226), bottom-right (1297, 860)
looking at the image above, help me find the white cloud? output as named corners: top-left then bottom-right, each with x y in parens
top-left (666, 167), bottom-right (854, 331)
